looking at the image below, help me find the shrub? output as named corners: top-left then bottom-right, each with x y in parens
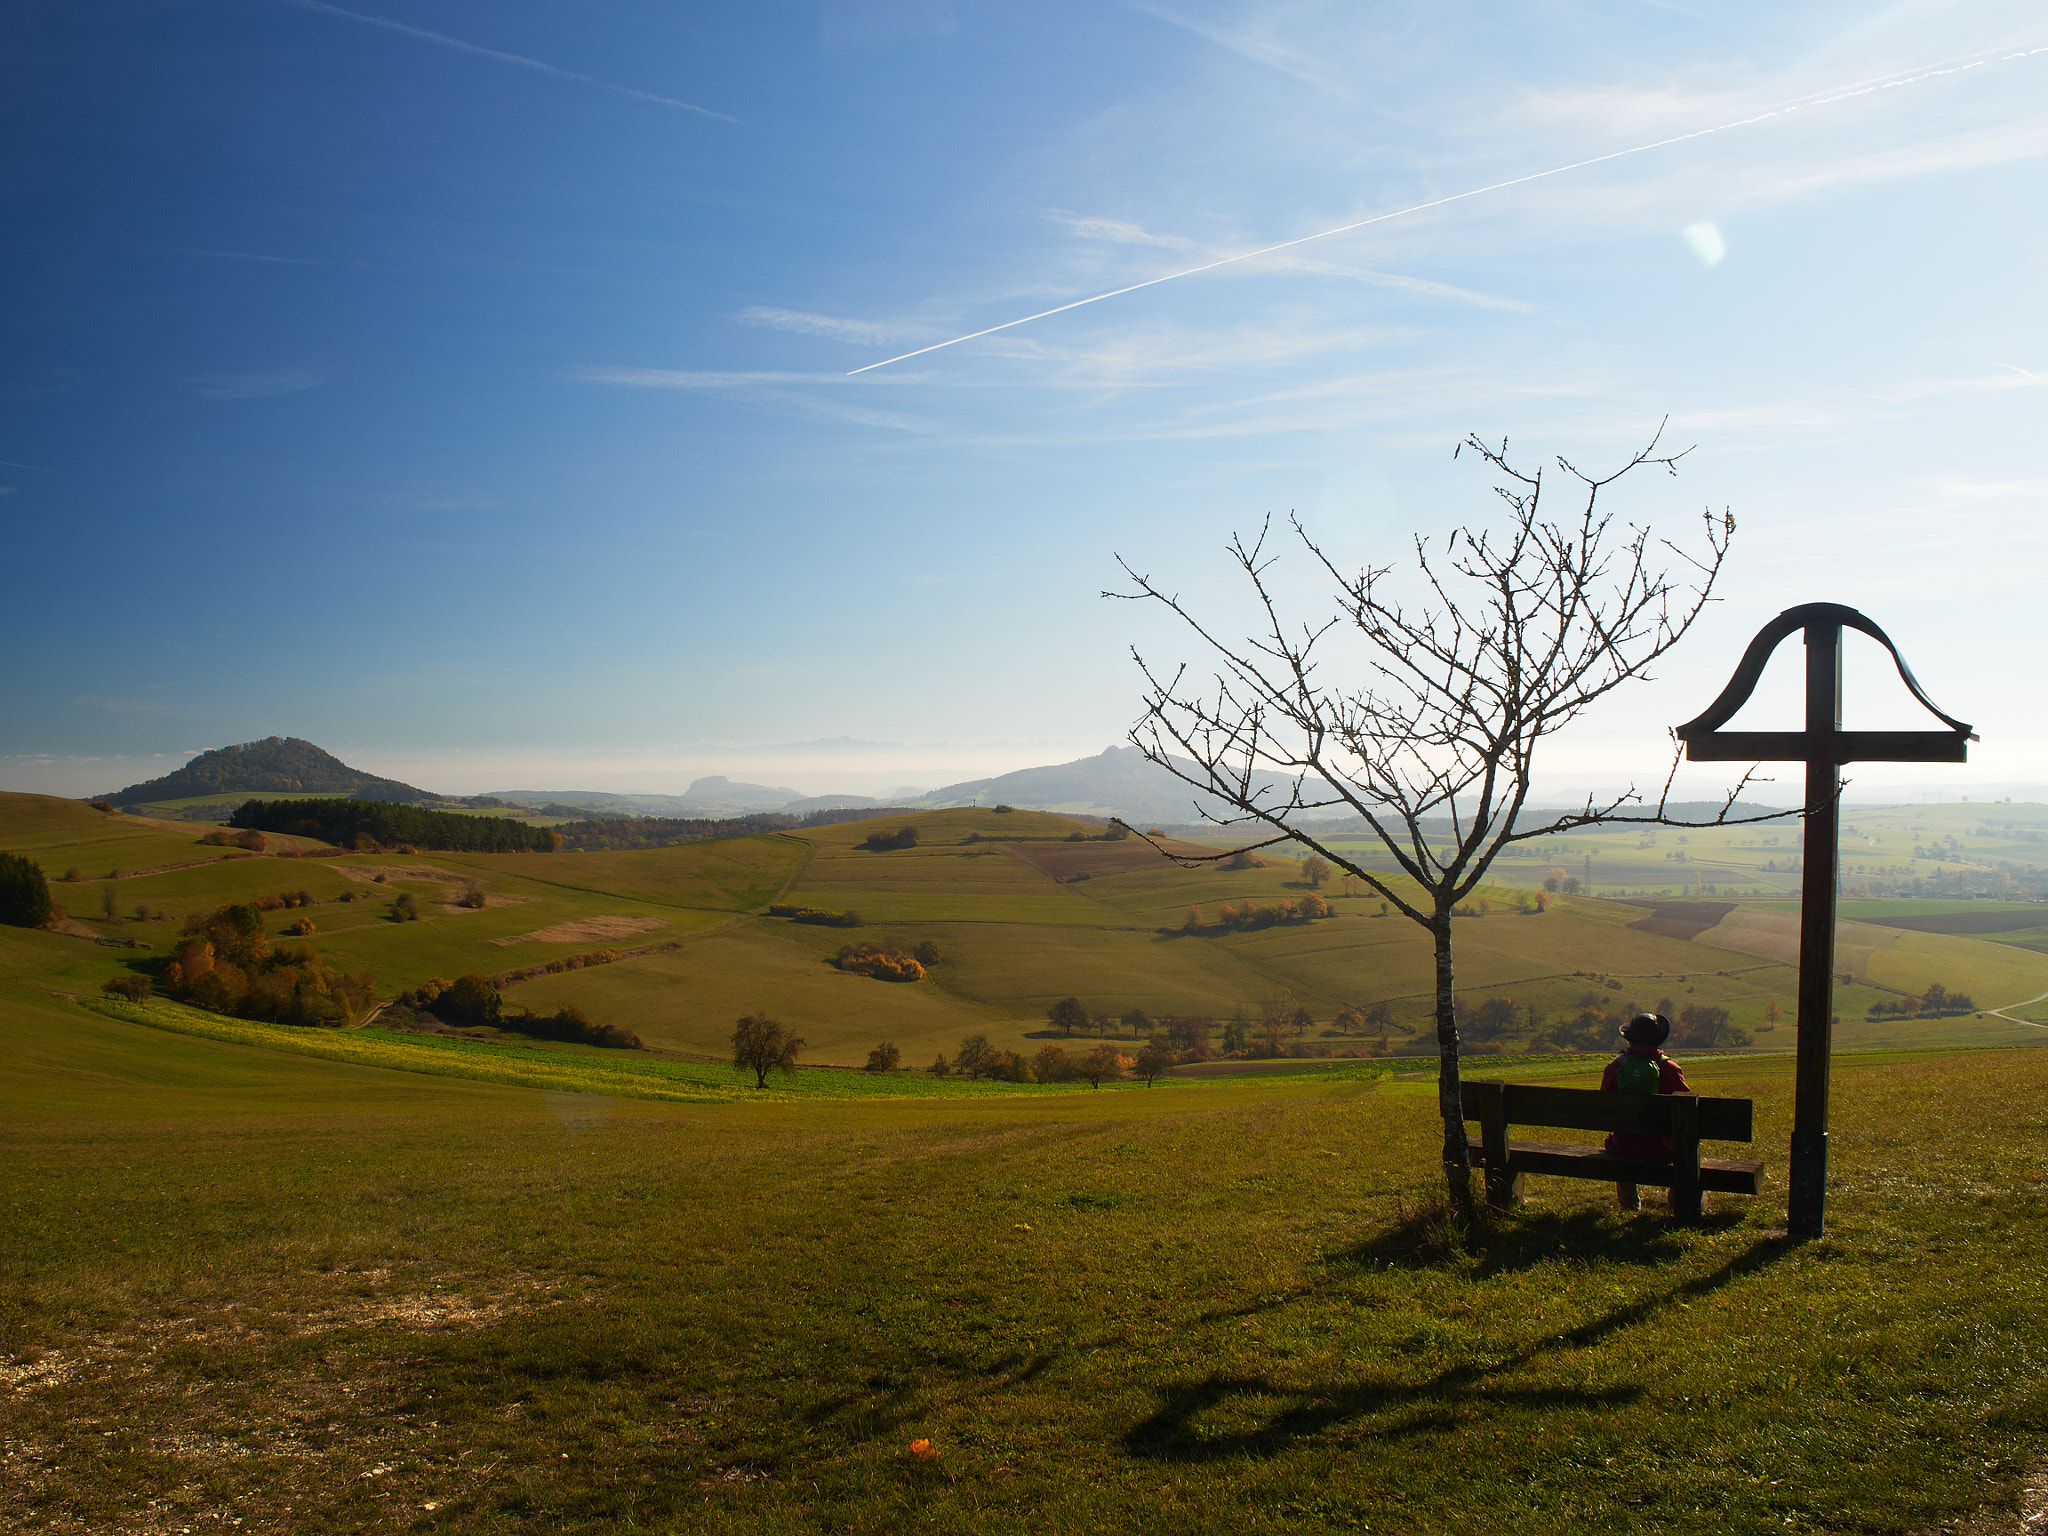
top-left (927, 1053), bottom-right (950, 1076)
top-left (501, 1004), bottom-right (641, 1049)
top-left (0, 856), bottom-right (53, 925)
top-left (862, 826), bottom-right (919, 852)
top-left (287, 917), bottom-right (316, 937)
top-left (913, 939), bottom-right (942, 966)
top-left (992, 804), bottom-right (1014, 813)
top-left (865, 1040), bottom-right (903, 1072)
top-left (460, 884), bottom-right (487, 909)
top-left (161, 902), bottom-right (371, 1027)
top-left (100, 976), bottom-right (151, 1002)
top-left (834, 942), bottom-right (925, 982)
top-left (391, 892), bottom-right (420, 922)
top-left (770, 904), bottom-right (863, 928)
top-left (433, 974), bottom-right (503, 1027)
top-left (62, 867), bottom-right (83, 883)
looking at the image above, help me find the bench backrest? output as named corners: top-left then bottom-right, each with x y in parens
top-left (1461, 1080), bottom-right (1753, 1143)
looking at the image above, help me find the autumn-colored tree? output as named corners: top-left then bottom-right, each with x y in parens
top-left (1165, 1014), bottom-right (1213, 1057)
top-left (1076, 1045), bottom-right (1131, 1089)
top-left (732, 1014), bottom-right (805, 1087)
top-left (1300, 855), bottom-right (1331, 887)
top-left (1032, 1044), bottom-right (1072, 1083)
top-left (1135, 1039), bottom-right (1175, 1085)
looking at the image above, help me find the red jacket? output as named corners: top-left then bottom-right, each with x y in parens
top-left (1600, 1047), bottom-right (1692, 1159)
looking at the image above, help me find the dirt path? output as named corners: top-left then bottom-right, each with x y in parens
top-left (1984, 989), bottom-right (2048, 1029)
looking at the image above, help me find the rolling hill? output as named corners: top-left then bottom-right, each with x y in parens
top-left (103, 736), bottom-right (426, 806)
top-left (4, 791), bottom-right (2044, 1076)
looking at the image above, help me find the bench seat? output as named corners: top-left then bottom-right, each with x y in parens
top-left (1473, 1139), bottom-right (1765, 1195)
top-left (1461, 1079), bottom-right (1764, 1218)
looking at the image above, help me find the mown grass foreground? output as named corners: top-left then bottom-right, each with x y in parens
top-left (5, 988), bottom-right (2047, 1535)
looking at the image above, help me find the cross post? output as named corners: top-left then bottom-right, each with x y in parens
top-left (1674, 603), bottom-right (1973, 1238)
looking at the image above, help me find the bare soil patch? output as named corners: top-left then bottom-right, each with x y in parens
top-left (1617, 898), bottom-right (1736, 941)
top-left (1009, 836), bottom-right (1217, 882)
top-left (437, 894), bottom-right (537, 914)
top-left (489, 914), bottom-right (667, 947)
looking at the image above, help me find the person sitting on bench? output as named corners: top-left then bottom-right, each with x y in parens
top-left (1601, 1012), bottom-right (1690, 1210)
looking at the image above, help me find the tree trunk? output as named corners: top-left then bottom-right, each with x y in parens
top-left (1433, 914), bottom-right (1473, 1208)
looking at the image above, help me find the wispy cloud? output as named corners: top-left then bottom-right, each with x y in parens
top-left (736, 307), bottom-right (916, 346)
top-left (1247, 253), bottom-right (1535, 311)
top-left (570, 366), bottom-right (937, 433)
top-left (278, 0), bottom-right (735, 122)
top-left (193, 368), bottom-right (325, 400)
top-left (1048, 213), bottom-right (1195, 250)
top-left (150, 245), bottom-right (316, 265)
top-left (1121, 0), bottom-right (1348, 94)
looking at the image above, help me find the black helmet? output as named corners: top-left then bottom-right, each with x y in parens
top-left (1620, 1012), bottom-right (1670, 1048)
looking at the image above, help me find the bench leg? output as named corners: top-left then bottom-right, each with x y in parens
top-left (1484, 1164), bottom-right (1524, 1210)
top-left (1616, 1181), bottom-right (1641, 1213)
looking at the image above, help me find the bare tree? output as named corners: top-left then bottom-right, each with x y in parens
top-left (1111, 425), bottom-right (1764, 1206)
top-left (732, 1013), bottom-right (805, 1088)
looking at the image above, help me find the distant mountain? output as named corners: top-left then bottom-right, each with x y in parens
top-left (489, 778), bottom-right (830, 818)
top-left (104, 737), bottom-right (426, 806)
top-left (683, 775), bottom-right (803, 812)
top-left (913, 745), bottom-right (1301, 826)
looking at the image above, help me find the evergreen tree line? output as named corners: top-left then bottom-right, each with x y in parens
top-left (552, 805), bottom-right (917, 853)
top-left (0, 852), bottom-right (54, 928)
top-left (231, 798), bottom-right (560, 853)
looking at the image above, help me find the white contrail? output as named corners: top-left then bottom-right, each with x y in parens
top-left (280, 0), bottom-right (734, 122)
top-left (848, 41), bottom-right (2048, 375)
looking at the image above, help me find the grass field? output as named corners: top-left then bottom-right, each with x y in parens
top-left (7, 793), bottom-right (2048, 1068)
top-left (4, 986), bottom-right (2047, 1534)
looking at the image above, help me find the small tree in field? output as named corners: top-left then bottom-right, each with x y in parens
top-left (1077, 1045), bottom-right (1131, 1089)
top-left (1300, 854), bottom-right (1331, 887)
top-left (732, 1014), bottom-right (804, 1087)
top-left (1112, 425), bottom-right (1762, 1206)
top-left (864, 1040), bottom-right (902, 1072)
top-left (1047, 996), bottom-right (1088, 1037)
top-left (1135, 1039), bottom-right (1175, 1085)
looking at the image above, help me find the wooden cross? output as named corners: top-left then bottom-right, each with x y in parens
top-left (1674, 602), bottom-right (1975, 1238)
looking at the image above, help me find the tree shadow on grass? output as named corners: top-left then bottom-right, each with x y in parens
top-left (1334, 1197), bottom-right (1751, 1279)
top-left (1134, 1227), bottom-right (1798, 1463)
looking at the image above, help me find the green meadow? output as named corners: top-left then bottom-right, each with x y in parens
top-left (5, 791), bottom-right (2048, 1531)
top-left (5, 987), bottom-right (2048, 1534)
top-left (6, 793), bottom-right (2048, 1068)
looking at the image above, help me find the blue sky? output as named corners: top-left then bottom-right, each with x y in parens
top-left (3, 0), bottom-right (2043, 801)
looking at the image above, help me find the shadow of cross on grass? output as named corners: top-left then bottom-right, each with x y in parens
top-left (1125, 1222), bottom-right (1798, 1463)
top-left (802, 1348), bottom-right (1062, 1444)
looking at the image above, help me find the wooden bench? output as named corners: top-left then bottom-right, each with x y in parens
top-left (1460, 1079), bottom-right (1765, 1220)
